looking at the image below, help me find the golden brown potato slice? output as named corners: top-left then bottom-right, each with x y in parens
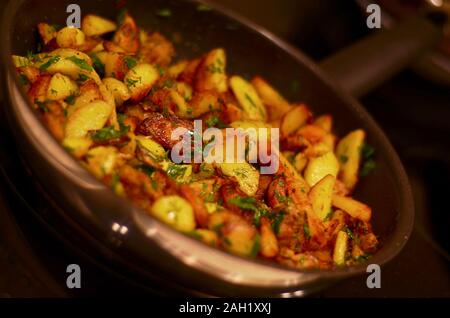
top-left (304, 151), bottom-right (339, 187)
top-left (151, 195), bottom-right (196, 232)
top-left (47, 73), bottom-right (78, 101)
top-left (335, 129), bottom-right (365, 190)
top-left (332, 194), bottom-right (371, 222)
top-left (81, 14), bottom-right (117, 37)
top-left (280, 104), bottom-right (311, 138)
top-left (195, 48), bottom-right (228, 93)
top-left (314, 114), bottom-right (333, 133)
top-left (251, 76), bottom-right (291, 121)
top-left (229, 75), bottom-right (267, 122)
top-left (309, 174), bottom-right (335, 220)
top-left (216, 162), bottom-right (260, 197)
top-left (333, 230), bottom-right (348, 265)
top-left (65, 100), bottom-right (113, 138)
top-left (124, 63), bottom-right (159, 102)
top-left (113, 12), bottom-right (139, 54)
top-left (56, 27), bottom-right (86, 49)
top-left (102, 77), bottom-right (130, 106)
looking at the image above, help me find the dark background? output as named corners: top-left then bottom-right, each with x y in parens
top-left (0, 0), bottom-right (448, 297)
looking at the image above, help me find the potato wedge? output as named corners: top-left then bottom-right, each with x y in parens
top-left (217, 162), bottom-right (259, 196)
top-left (168, 60), bottom-right (188, 78)
top-left (86, 146), bottom-right (119, 178)
top-left (304, 151), bottom-right (339, 187)
top-left (65, 100), bottom-right (113, 138)
top-left (293, 152), bottom-right (307, 173)
top-left (314, 114), bottom-right (333, 133)
top-left (47, 73), bottom-right (78, 100)
top-left (192, 229), bottom-right (218, 247)
top-left (229, 75), bottom-right (267, 122)
top-left (135, 135), bottom-right (167, 164)
top-left (335, 129), bottom-right (365, 189)
top-left (113, 12), bottom-right (139, 53)
top-left (332, 194), bottom-right (371, 222)
top-left (56, 26), bottom-right (86, 48)
top-left (62, 137), bottom-right (92, 159)
top-left (67, 80), bottom-right (102, 116)
top-left (188, 91), bottom-right (219, 118)
top-left (333, 230), bottom-right (348, 265)
top-left (309, 174), bottom-right (335, 220)
top-left (151, 195), bottom-right (196, 232)
top-left (102, 77), bottom-right (130, 106)
top-left (36, 49), bottom-right (100, 84)
top-left (124, 63), bottom-right (159, 102)
top-left (12, 55), bottom-right (30, 68)
top-left (280, 104), bottom-right (311, 138)
top-left (101, 52), bottom-right (128, 80)
top-left (81, 14), bottom-right (117, 37)
top-left (195, 48), bottom-right (227, 93)
top-left (251, 76), bottom-right (291, 121)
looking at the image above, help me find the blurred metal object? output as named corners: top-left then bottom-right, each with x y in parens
top-left (357, 0), bottom-right (450, 85)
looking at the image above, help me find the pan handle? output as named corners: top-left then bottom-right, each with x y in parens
top-left (319, 15), bottom-right (443, 98)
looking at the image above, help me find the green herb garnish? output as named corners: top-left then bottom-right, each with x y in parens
top-left (39, 56), bottom-right (60, 70)
top-left (90, 53), bottom-right (105, 77)
top-left (303, 223), bottom-right (311, 239)
top-left (250, 234), bottom-right (261, 257)
top-left (67, 56), bottom-right (93, 71)
top-left (124, 56), bottom-right (137, 69)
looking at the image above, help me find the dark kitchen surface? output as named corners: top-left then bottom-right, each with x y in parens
top-left (0, 0), bottom-right (449, 297)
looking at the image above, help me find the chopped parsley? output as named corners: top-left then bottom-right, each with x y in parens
top-left (303, 223), bottom-right (311, 239)
top-left (244, 93), bottom-right (256, 107)
top-left (344, 227), bottom-right (354, 240)
top-left (360, 143), bottom-right (376, 177)
top-left (124, 56), bottom-right (137, 69)
top-left (250, 234), bottom-right (261, 257)
top-left (64, 94), bottom-right (76, 105)
top-left (92, 116), bottom-right (130, 142)
top-left (166, 164), bottom-right (188, 180)
top-left (339, 154), bottom-right (349, 164)
top-left (137, 164), bottom-right (155, 177)
top-left (67, 56), bottom-right (93, 71)
top-left (90, 53), bottom-right (105, 77)
top-left (35, 100), bottom-right (49, 112)
top-left (117, 8), bottom-right (128, 25)
top-left (18, 74), bottom-right (29, 85)
top-left (39, 55), bottom-right (60, 70)
top-left (270, 211), bottom-right (285, 235)
top-left (126, 78), bottom-right (139, 87)
top-left (228, 196), bottom-right (270, 227)
top-left (77, 73), bottom-right (89, 82)
top-left (324, 208), bottom-right (334, 221)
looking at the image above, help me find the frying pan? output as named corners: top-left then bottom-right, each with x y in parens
top-left (0, 0), bottom-right (436, 296)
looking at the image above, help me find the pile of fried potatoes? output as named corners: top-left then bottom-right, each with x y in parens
top-left (13, 10), bottom-right (378, 269)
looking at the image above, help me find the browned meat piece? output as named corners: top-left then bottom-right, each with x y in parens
top-left (136, 112), bottom-right (194, 149)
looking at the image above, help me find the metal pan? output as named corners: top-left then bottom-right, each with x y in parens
top-left (0, 0), bottom-right (431, 296)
